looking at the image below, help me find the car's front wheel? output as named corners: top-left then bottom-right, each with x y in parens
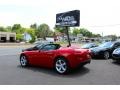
top-left (20, 55), bottom-right (29, 67)
top-left (55, 57), bottom-right (69, 74)
top-left (104, 51), bottom-right (110, 60)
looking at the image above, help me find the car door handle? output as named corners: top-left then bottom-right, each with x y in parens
top-left (47, 52), bottom-right (53, 54)
top-left (44, 51), bottom-right (53, 54)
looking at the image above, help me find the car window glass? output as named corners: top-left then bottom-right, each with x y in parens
top-left (118, 43), bottom-right (120, 47)
top-left (114, 43), bottom-right (118, 47)
top-left (41, 45), bottom-right (56, 51)
top-left (81, 43), bottom-right (92, 48)
top-left (114, 43), bottom-right (120, 47)
top-left (99, 42), bottom-right (113, 48)
top-left (36, 44), bottom-right (44, 50)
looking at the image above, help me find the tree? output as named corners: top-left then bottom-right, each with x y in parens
top-left (72, 28), bottom-right (80, 36)
top-left (12, 24), bottom-right (21, 31)
top-left (72, 28), bottom-right (93, 37)
top-left (16, 34), bottom-right (24, 41)
top-left (72, 28), bottom-right (102, 38)
top-left (37, 24), bottom-right (50, 40)
top-left (54, 27), bottom-right (70, 34)
top-left (5, 26), bottom-right (12, 32)
top-left (12, 24), bottom-right (24, 34)
top-left (79, 28), bottom-right (93, 37)
top-left (54, 27), bottom-right (65, 33)
top-left (26, 28), bottom-right (36, 43)
top-left (0, 26), bottom-right (6, 32)
top-left (30, 23), bottom-right (37, 29)
top-left (92, 34), bottom-right (101, 37)
top-left (47, 30), bottom-right (54, 37)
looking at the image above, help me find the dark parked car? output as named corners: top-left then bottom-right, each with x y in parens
top-left (90, 41), bottom-right (120, 59)
top-left (81, 43), bottom-right (98, 49)
top-left (112, 48), bottom-right (120, 61)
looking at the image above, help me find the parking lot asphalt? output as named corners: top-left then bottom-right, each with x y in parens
top-left (0, 47), bottom-right (120, 85)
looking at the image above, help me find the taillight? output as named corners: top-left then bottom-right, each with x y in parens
top-left (87, 54), bottom-right (91, 59)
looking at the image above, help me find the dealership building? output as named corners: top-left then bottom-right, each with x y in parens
top-left (0, 32), bottom-right (16, 42)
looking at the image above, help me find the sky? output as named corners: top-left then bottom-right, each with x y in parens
top-left (0, 0), bottom-right (120, 36)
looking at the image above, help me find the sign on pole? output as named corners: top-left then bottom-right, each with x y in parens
top-left (56, 10), bottom-right (80, 47)
top-left (56, 10), bottom-right (80, 27)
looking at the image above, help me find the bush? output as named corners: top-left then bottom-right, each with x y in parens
top-left (16, 34), bottom-right (23, 41)
top-left (26, 28), bottom-right (36, 43)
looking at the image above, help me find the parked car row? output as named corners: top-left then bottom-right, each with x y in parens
top-left (81, 41), bottom-right (120, 61)
top-left (19, 41), bottom-right (120, 74)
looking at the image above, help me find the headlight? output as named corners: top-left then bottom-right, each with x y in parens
top-left (113, 49), bottom-right (120, 54)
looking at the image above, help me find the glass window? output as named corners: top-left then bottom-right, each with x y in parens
top-left (99, 42), bottom-right (113, 48)
top-left (34, 43), bottom-right (44, 50)
top-left (41, 45), bottom-right (56, 51)
top-left (114, 42), bottom-right (120, 47)
top-left (81, 43), bottom-right (95, 48)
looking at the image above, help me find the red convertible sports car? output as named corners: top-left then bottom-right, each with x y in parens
top-left (20, 43), bottom-right (91, 74)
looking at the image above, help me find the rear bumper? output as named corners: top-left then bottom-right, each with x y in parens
top-left (79, 59), bottom-right (91, 66)
top-left (68, 53), bottom-right (91, 69)
top-left (70, 59), bottom-right (91, 69)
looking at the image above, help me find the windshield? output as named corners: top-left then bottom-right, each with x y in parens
top-left (81, 43), bottom-right (93, 48)
top-left (35, 43), bottom-right (44, 49)
top-left (99, 42), bottom-right (113, 48)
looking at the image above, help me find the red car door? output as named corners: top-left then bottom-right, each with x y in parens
top-left (27, 50), bottom-right (42, 65)
top-left (36, 44), bottom-right (57, 67)
top-left (39, 50), bottom-right (56, 67)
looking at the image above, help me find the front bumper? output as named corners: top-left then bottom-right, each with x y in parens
top-left (91, 51), bottom-right (105, 59)
top-left (70, 58), bottom-right (91, 69)
top-left (112, 54), bottom-right (120, 61)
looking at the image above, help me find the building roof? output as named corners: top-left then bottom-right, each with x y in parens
top-left (0, 32), bottom-right (16, 35)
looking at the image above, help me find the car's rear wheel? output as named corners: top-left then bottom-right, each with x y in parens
top-left (104, 51), bottom-right (109, 60)
top-left (55, 57), bottom-right (69, 74)
top-left (20, 55), bottom-right (28, 67)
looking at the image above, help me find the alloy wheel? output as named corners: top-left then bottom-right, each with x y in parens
top-left (104, 52), bottom-right (109, 60)
top-left (55, 58), bottom-right (67, 74)
top-left (20, 55), bottom-right (28, 67)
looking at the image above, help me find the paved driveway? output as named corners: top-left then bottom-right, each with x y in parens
top-left (0, 47), bottom-right (120, 85)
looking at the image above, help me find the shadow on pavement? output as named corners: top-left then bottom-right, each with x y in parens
top-left (92, 58), bottom-right (109, 60)
top-left (17, 65), bottom-right (90, 77)
top-left (112, 61), bottom-right (120, 66)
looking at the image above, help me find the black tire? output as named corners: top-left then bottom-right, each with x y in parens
top-left (20, 55), bottom-right (29, 67)
top-left (104, 51), bottom-right (110, 60)
top-left (79, 64), bottom-right (85, 68)
top-left (54, 57), bottom-right (69, 74)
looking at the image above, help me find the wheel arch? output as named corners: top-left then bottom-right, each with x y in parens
top-left (20, 53), bottom-right (29, 66)
top-left (54, 56), bottom-right (68, 62)
top-left (20, 53), bottom-right (26, 58)
top-left (53, 56), bottom-right (70, 66)
top-left (20, 53), bottom-right (29, 61)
